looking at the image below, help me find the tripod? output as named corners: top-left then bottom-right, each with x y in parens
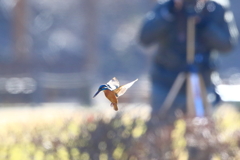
top-left (159, 17), bottom-right (211, 117)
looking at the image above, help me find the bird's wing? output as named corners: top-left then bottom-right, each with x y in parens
top-left (106, 77), bottom-right (120, 91)
top-left (113, 79), bottom-right (138, 97)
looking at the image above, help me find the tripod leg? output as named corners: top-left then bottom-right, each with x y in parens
top-left (187, 73), bottom-right (196, 117)
top-left (159, 72), bottom-right (186, 114)
top-left (187, 73), bottom-right (212, 117)
top-left (199, 74), bottom-right (212, 116)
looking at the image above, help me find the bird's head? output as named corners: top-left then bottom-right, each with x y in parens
top-left (93, 85), bottom-right (108, 98)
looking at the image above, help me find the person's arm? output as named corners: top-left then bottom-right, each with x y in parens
top-left (139, 1), bottom-right (175, 46)
top-left (198, 2), bottom-right (239, 52)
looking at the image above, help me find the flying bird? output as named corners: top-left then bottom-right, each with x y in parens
top-left (93, 77), bottom-right (138, 111)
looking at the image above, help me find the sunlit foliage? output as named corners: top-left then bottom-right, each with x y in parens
top-left (0, 104), bottom-right (240, 160)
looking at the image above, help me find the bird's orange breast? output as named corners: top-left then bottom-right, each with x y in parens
top-left (103, 90), bottom-right (118, 103)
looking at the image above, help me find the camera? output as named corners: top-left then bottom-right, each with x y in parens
top-left (183, 0), bottom-right (203, 16)
top-left (183, 0), bottom-right (198, 6)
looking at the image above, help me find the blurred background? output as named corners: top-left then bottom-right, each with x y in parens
top-left (0, 0), bottom-right (240, 159)
top-left (0, 0), bottom-right (239, 105)
top-left (0, 0), bottom-right (152, 105)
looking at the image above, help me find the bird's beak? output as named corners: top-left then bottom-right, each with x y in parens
top-left (93, 90), bottom-right (101, 98)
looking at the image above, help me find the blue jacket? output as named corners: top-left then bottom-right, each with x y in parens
top-left (139, 0), bottom-right (238, 86)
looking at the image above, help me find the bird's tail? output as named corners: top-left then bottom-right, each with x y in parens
top-left (111, 103), bottom-right (118, 111)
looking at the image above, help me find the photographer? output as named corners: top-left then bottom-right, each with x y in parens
top-left (139, 0), bottom-right (238, 159)
top-left (139, 0), bottom-right (238, 118)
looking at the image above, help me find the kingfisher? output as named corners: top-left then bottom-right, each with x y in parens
top-left (93, 77), bottom-right (138, 111)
